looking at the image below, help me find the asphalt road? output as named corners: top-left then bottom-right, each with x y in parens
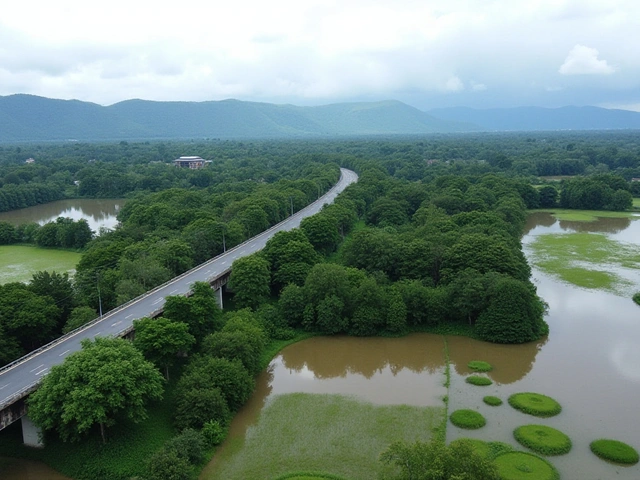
top-left (0, 168), bottom-right (358, 412)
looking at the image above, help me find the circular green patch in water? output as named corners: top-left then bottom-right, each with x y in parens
top-left (508, 392), bottom-right (562, 417)
top-left (483, 395), bottom-right (503, 406)
top-left (590, 439), bottom-right (639, 465)
top-left (468, 360), bottom-right (493, 372)
top-left (449, 409), bottom-right (486, 429)
top-left (514, 425), bottom-right (572, 455)
top-left (466, 375), bottom-right (493, 386)
top-left (494, 451), bottom-right (559, 480)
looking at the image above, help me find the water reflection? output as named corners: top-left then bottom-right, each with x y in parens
top-left (0, 457), bottom-right (70, 480)
top-left (0, 199), bottom-right (125, 232)
top-left (558, 216), bottom-right (632, 233)
top-left (447, 335), bottom-right (547, 384)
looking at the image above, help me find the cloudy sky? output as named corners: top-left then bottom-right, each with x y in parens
top-left (1, 0), bottom-right (639, 110)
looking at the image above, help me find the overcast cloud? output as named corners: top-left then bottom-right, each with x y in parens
top-left (0, 0), bottom-right (638, 110)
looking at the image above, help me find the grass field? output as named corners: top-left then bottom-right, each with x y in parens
top-left (204, 393), bottom-right (444, 480)
top-left (529, 232), bottom-right (640, 295)
top-left (0, 245), bottom-right (81, 284)
top-left (531, 208), bottom-right (635, 222)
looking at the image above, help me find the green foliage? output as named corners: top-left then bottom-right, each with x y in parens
top-left (590, 439), bottom-right (639, 465)
top-left (146, 448), bottom-right (192, 480)
top-left (62, 306), bottom-right (97, 333)
top-left (174, 385), bottom-right (230, 431)
top-left (465, 375), bottom-right (492, 386)
top-left (275, 473), bottom-right (349, 480)
top-left (379, 438), bottom-right (499, 480)
top-left (493, 452), bottom-right (560, 480)
top-left (301, 214), bottom-right (341, 254)
top-left (468, 360), bottom-right (492, 372)
top-left (28, 337), bottom-right (164, 443)
top-left (163, 428), bottom-right (206, 464)
top-left (201, 419), bottom-right (228, 446)
top-left (229, 253), bottom-right (271, 309)
top-left (163, 282), bottom-right (223, 342)
top-left (483, 396), bottom-right (503, 406)
top-left (634, 292), bottom-right (640, 306)
top-left (449, 409), bottom-right (487, 429)
top-left (514, 425), bottom-right (572, 455)
top-left (508, 392), bottom-right (562, 418)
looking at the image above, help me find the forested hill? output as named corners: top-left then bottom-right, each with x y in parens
top-left (429, 106), bottom-right (640, 131)
top-left (0, 95), bottom-right (474, 142)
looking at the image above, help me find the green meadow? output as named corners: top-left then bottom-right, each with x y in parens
top-left (533, 208), bottom-right (635, 222)
top-left (0, 245), bottom-right (81, 284)
top-left (204, 393), bottom-right (444, 480)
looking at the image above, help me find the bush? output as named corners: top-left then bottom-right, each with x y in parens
top-left (174, 386), bottom-right (230, 430)
top-left (449, 409), bottom-right (486, 429)
top-left (494, 452), bottom-right (559, 480)
top-left (164, 428), bottom-right (206, 463)
top-left (468, 360), bottom-right (492, 372)
top-left (146, 448), bottom-right (192, 480)
top-left (483, 396), bottom-right (503, 406)
top-left (514, 425), bottom-right (572, 455)
top-left (590, 439), bottom-right (639, 465)
top-left (466, 375), bottom-right (492, 386)
top-left (202, 419), bottom-right (227, 446)
top-left (508, 392), bottom-right (562, 417)
top-left (633, 292), bottom-right (640, 306)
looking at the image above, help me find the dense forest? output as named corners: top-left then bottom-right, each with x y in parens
top-left (1, 132), bottom-right (639, 479)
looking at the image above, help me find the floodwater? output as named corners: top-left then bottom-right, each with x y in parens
top-left (0, 198), bottom-right (125, 232)
top-left (0, 457), bottom-right (70, 479)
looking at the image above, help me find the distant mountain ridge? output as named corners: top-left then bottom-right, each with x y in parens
top-left (428, 106), bottom-right (640, 131)
top-left (0, 95), bottom-right (472, 142)
top-left (2, 95), bottom-right (639, 142)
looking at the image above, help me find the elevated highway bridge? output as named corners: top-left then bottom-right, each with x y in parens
top-left (0, 168), bottom-right (358, 445)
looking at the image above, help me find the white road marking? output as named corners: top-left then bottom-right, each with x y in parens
top-left (93, 331), bottom-right (102, 337)
top-left (35, 368), bottom-right (48, 376)
top-left (125, 314), bottom-right (133, 319)
top-left (111, 321), bottom-right (122, 327)
top-left (152, 298), bottom-right (164, 305)
top-left (0, 383), bottom-right (10, 390)
top-left (29, 364), bottom-right (44, 373)
top-left (59, 350), bottom-right (70, 357)
top-left (221, 261), bottom-right (227, 265)
top-left (170, 289), bottom-right (178, 294)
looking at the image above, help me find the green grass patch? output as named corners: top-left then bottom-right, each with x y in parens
top-left (633, 292), bottom-right (640, 306)
top-left (483, 396), bottom-right (503, 406)
top-left (514, 425), bottom-right (572, 456)
top-left (529, 232), bottom-right (640, 295)
top-left (468, 360), bottom-right (492, 372)
top-left (494, 451), bottom-right (559, 480)
top-left (449, 409), bottom-right (486, 429)
top-left (205, 393), bottom-right (443, 480)
top-left (533, 208), bottom-right (634, 221)
top-left (0, 245), bottom-right (81, 284)
top-left (508, 393), bottom-right (562, 418)
top-left (590, 439), bottom-right (639, 465)
top-left (466, 375), bottom-right (493, 386)
top-left (0, 363), bottom-right (184, 480)
top-left (275, 473), bottom-right (350, 480)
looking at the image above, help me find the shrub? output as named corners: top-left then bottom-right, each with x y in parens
top-left (449, 409), bottom-right (486, 429)
top-left (633, 292), bottom-right (640, 306)
top-left (508, 392), bottom-right (562, 417)
top-left (494, 452), bottom-right (559, 480)
top-left (468, 360), bottom-right (492, 372)
top-left (514, 425), bottom-right (572, 455)
top-left (146, 448), bottom-right (192, 480)
top-left (590, 439), bottom-right (639, 465)
top-left (202, 419), bottom-right (227, 446)
top-left (164, 428), bottom-right (206, 463)
top-left (466, 375), bottom-right (492, 386)
top-left (483, 396), bottom-right (503, 406)
top-left (174, 386), bottom-right (230, 430)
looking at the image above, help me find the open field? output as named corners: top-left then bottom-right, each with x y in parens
top-left (531, 208), bottom-right (636, 222)
top-left (203, 393), bottom-right (444, 480)
top-left (0, 245), bottom-right (82, 284)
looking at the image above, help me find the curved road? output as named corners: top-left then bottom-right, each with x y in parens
top-left (0, 168), bottom-right (358, 412)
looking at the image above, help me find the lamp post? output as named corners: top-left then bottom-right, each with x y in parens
top-left (96, 273), bottom-right (103, 320)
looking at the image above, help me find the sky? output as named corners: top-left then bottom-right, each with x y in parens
top-left (1, 0), bottom-right (639, 111)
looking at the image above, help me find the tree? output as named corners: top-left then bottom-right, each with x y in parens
top-left (62, 306), bottom-right (97, 333)
top-left (228, 253), bottom-right (271, 309)
top-left (300, 214), bottom-right (341, 254)
top-left (28, 337), bottom-right (164, 443)
top-left (29, 271), bottom-right (75, 327)
top-left (379, 439), bottom-right (500, 480)
top-left (133, 317), bottom-right (195, 379)
top-left (538, 185), bottom-right (558, 208)
top-left (0, 221), bottom-right (16, 244)
top-left (163, 282), bottom-right (223, 341)
top-left (146, 448), bottom-right (192, 480)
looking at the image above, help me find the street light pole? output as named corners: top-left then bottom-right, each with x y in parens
top-left (96, 273), bottom-right (103, 320)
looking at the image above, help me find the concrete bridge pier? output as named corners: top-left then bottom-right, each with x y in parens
top-left (215, 286), bottom-right (223, 309)
top-left (21, 414), bottom-right (43, 448)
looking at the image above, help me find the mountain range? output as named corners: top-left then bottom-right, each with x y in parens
top-left (1, 94), bottom-right (639, 142)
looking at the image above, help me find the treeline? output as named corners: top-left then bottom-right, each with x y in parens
top-left (0, 217), bottom-right (93, 249)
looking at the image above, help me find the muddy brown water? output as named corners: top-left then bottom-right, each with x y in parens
top-left (0, 457), bottom-right (70, 479)
top-left (0, 198), bottom-right (125, 232)
top-left (4, 212), bottom-right (640, 480)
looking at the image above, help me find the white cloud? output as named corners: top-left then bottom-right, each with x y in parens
top-left (559, 44), bottom-right (615, 75)
top-left (471, 81), bottom-right (487, 91)
top-left (445, 76), bottom-right (464, 92)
